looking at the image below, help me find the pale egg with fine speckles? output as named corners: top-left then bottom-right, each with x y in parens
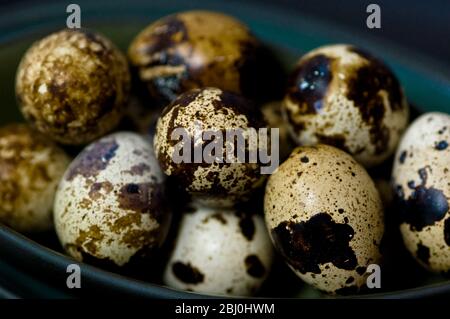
top-left (392, 112), bottom-right (450, 273)
top-left (54, 132), bottom-right (171, 268)
top-left (164, 202), bottom-right (274, 296)
top-left (264, 144), bottom-right (384, 294)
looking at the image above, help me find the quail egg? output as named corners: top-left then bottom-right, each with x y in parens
top-left (164, 203), bottom-right (274, 296)
top-left (128, 10), bottom-right (273, 104)
top-left (54, 132), bottom-right (170, 267)
top-left (16, 29), bottom-right (131, 145)
top-left (264, 144), bottom-right (384, 294)
top-left (283, 44), bottom-right (409, 168)
top-left (0, 124), bottom-right (70, 232)
top-left (154, 87), bottom-right (268, 207)
top-left (392, 112), bottom-right (450, 273)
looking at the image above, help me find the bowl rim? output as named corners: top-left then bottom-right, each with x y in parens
top-left (1, 223), bottom-right (450, 299)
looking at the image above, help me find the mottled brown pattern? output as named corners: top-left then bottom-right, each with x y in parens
top-left (66, 140), bottom-right (119, 181)
top-left (124, 163), bottom-right (151, 176)
top-left (109, 213), bottom-right (142, 234)
top-left (117, 182), bottom-right (167, 223)
top-left (128, 11), bottom-right (268, 104)
top-left (0, 124), bottom-right (70, 232)
top-left (75, 225), bottom-right (104, 255)
top-left (282, 44), bottom-right (408, 168)
top-left (121, 229), bottom-right (158, 249)
top-left (154, 88), bottom-right (267, 206)
top-left (88, 181), bottom-right (113, 200)
top-left (16, 29), bottom-right (130, 144)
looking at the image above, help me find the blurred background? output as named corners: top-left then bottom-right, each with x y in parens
top-left (0, 0), bottom-right (449, 70)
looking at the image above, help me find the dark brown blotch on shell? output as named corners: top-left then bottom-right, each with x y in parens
top-left (444, 218), bottom-right (450, 246)
top-left (395, 167), bottom-right (449, 231)
top-left (286, 54), bottom-right (334, 115)
top-left (271, 213), bottom-right (357, 274)
top-left (245, 255), bottom-right (266, 278)
top-left (345, 47), bottom-right (405, 155)
top-left (117, 182), bottom-right (166, 223)
top-left (172, 261), bottom-right (205, 284)
top-left (236, 211), bottom-right (255, 241)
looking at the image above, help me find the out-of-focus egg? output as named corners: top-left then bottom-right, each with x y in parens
top-left (128, 10), bottom-right (279, 104)
top-left (0, 124), bottom-right (70, 232)
top-left (16, 29), bottom-right (130, 145)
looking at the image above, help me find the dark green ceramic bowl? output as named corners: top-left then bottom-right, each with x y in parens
top-left (0, 0), bottom-right (449, 298)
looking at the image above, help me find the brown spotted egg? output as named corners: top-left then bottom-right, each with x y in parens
top-left (283, 44), bottom-right (409, 168)
top-left (16, 29), bottom-right (130, 145)
top-left (392, 112), bottom-right (450, 273)
top-left (163, 202), bottom-right (274, 296)
top-left (54, 132), bottom-right (170, 267)
top-left (154, 87), bottom-right (267, 207)
top-left (0, 124), bottom-right (70, 232)
top-left (128, 10), bottom-right (274, 105)
top-left (264, 144), bottom-right (384, 294)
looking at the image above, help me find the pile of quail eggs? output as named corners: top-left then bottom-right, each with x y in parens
top-left (0, 10), bottom-right (448, 297)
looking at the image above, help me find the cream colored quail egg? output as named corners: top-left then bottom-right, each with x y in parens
top-left (264, 144), bottom-right (384, 294)
top-left (283, 44), bottom-right (409, 168)
top-left (392, 112), bottom-right (450, 273)
top-left (54, 132), bottom-right (170, 267)
top-left (163, 202), bottom-right (274, 296)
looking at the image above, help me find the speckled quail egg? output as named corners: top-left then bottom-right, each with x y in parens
top-left (264, 144), bottom-right (384, 294)
top-left (0, 124), bottom-right (70, 232)
top-left (282, 44), bottom-right (409, 168)
top-left (164, 203), bottom-right (274, 296)
top-left (128, 10), bottom-right (272, 104)
top-left (154, 87), bottom-right (267, 207)
top-left (54, 132), bottom-right (170, 267)
top-left (16, 29), bottom-right (131, 145)
top-left (392, 112), bottom-right (450, 273)
top-left (261, 101), bottom-right (295, 161)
